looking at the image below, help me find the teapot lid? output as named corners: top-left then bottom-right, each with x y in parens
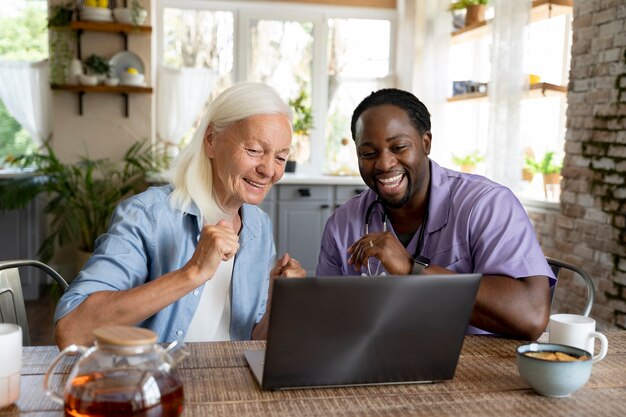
top-left (93, 325), bottom-right (157, 346)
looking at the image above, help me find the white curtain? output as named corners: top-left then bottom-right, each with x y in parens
top-left (0, 59), bottom-right (52, 147)
top-left (157, 66), bottom-right (216, 156)
top-left (486, 0), bottom-right (530, 189)
top-left (412, 0), bottom-right (451, 163)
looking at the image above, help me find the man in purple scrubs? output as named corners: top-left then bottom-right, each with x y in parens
top-left (316, 88), bottom-right (554, 340)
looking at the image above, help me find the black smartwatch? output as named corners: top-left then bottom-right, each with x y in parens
top-left (410, 255), bottom-right (430, 275)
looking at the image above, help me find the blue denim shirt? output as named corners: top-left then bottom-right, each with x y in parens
top-left (54, 185), bottom-right (276, 343)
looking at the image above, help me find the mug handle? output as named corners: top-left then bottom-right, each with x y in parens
top-left (43, 344), bottom-right (87, 404)
top-left (590, 331), bottom-right (608, 363)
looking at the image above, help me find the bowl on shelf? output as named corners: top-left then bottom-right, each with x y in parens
top-left (113, 7), bottom-right (148, 25)
top-left (104, 77), bottom-right (120, 86)
top-left (121, 72), bottom-right (145, 86)
top-left (78, 74), bottom-right (98, 86)
top-left (516, 342), bottom-right (593, 398)
top-left (80, 6), bottom-right (113, 22)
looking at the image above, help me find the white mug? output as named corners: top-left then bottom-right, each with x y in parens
top-left (0, 324), bottom-right (22, 408)
top-left (549, 314), bottom-right (608, 363)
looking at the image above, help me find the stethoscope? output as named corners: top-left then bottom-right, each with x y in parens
top-left (362, 198), bottom-right (429, 276)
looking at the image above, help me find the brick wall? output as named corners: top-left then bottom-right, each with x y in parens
top-left (532, 0), bottom-right (626, 330)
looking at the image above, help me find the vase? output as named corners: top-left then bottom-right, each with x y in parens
top-left (460, 164), bottom-right (476, 174)
top-left (465, 4), bottom-right (486, 27)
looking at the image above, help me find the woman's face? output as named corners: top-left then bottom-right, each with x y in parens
top-left (205, 113), bottom-right (292, 211)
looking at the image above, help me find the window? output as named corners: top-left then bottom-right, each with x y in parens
top-left (157, 0), bottom-right (395, 175)
top-left (0, 0), bottom-right (48, 165)
top-left (444, 8), bottom-right (572, 202)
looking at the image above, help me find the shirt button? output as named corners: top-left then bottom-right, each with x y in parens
top-left (193, 290), bottom-right (199, 296)
top-left (176, 330), bottom-right (183, 337)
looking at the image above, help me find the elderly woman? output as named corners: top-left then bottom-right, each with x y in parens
top-left (55, 82), bottom-right (305, 348)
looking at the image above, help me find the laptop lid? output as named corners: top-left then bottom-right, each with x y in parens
top-left (246, 273), bottom-right (481, 390)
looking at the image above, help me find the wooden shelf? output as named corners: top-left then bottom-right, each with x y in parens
top-left (51, 84), bottom-right (153, 94)
top-left (70, 20), bottom-right (151, 34)
top-left (451, 0), bottom-right (572, 43)
top-left (51, 83), bottom-right (153, 117)
top-left (447, 82), bottom-right (567, 102)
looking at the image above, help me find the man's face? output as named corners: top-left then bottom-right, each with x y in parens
top-left (205, 113), bottom-right (292, 210)
top-left (354, 104), bottom-right (431, 208)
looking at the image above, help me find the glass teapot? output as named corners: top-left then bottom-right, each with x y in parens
top-left (44, 325), bottom-right (188, 417)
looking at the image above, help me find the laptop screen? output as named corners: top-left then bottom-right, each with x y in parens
top-left (248, 274), bottom-right (481, 390)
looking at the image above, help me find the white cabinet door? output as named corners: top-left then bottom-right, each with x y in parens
top-left (277, 185), bottom-right (333, 275)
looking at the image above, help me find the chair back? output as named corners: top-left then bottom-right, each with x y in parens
top-left (0, 260), bottom-right (69, 346)
top-left (546, 257), bottom-right (595, 317)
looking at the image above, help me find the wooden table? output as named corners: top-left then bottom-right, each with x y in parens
top-left (3, 331), bottom-right (626, 416)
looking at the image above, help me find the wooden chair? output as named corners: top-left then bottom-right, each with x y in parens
top-left (0, 260), bottom-right (69, 346)
top-left (546, 257), bottom-right (595, 317)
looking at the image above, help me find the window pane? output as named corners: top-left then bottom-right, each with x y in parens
top-left (248, 19), bottom-right (314, 165)
top-left (0, 0), bottom-right (47, 165)
top-left (326, 18), bottom-right (391, 175)
top-left (162, 8), bottom-right (234, 92)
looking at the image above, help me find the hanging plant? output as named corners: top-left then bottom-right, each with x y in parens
top-left (48, 2), bottom-right (74, 28)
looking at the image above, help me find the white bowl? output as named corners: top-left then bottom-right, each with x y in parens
top-left (113, 7), bottom-right (147, 25)
top-left (78, 74), bottom-right (98, 86)
top-left (104, 77), bottom-right (120, 86)
top-left (81, 5), bottom-right (111, 15)
top-left (121, 72), bottom-right (145, 86)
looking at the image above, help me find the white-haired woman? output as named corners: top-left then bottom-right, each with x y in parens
top-left (55, 82), bottom-right (305, 348)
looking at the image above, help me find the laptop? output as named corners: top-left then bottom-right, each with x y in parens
top-left (244, 273), bottom-right (482, 390)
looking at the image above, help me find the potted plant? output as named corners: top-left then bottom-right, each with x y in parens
top-left (0, 141), bottom-right (169, 269)
top-left (525, 151), bottom-right (562, 198)
top-left (448, 0), bottom-right (489, 28)
top-left (452, 150), bottom-right (484, 173)
top-left (84, 53), bottom-right (110, 82)
top-left (287, 88), bottom-right (314, 173)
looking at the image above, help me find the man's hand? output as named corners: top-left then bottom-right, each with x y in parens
top-left (183, 219), bottom-right (240, 285)
top-left (347, 232), bottom-right (413, 275)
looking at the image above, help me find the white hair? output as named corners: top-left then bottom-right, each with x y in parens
top-left (169, 82), bottom-right (292, 223)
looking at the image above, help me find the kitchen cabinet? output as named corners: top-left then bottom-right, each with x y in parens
top-left (50, 20), bottom-right (152, 117)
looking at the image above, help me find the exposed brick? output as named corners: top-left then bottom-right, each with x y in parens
top-left (599, 19), bottom-right (624, 38)
top-left (614, 214), bottom-right (626, 228)
top-left (608, 145), bottom-right (626, 158)
top-left (617, 160), bottom-right (626, 173)
top-left (614, 187), bottom-right (626, 199)
top-left (584, 208), bottom-right (612, 223)
top-left (601, 47), bottom-right (622, 62)
top-left (590, 157), bottom-right (616, 170)
top-left (592, 7), bottom-right (616, 25)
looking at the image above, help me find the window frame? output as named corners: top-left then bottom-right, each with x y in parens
top-left (156, 0), bottom-right (396, 175)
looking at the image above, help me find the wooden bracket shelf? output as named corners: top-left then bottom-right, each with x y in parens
top-left (447, 82), bottom-right (567, 102)
top-left (51, 84), bottom-right (153, 117)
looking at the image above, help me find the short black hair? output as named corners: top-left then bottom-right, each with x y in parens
top-left (350, 88), bottom-right (431, 141)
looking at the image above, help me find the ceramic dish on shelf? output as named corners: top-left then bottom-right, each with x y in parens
top-left (109, 51), bottom-right (145, 80)
top-left (80, 6), bottom-right (113, 22)
top-left (78, 74), bottom-right (98, 86)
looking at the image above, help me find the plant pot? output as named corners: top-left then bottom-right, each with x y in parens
top-left (522, 168), bottom-right (534, 182)
top-left (465, 4), bottom-right (486, 27)
top-left (75, 250), bottom-right (92, 276)
top-left (460, 164), bottom-right (476, 174)
top-left (542, 173), bottom-right (561, 199)
top-left (285, 160), bottom-right (297, 173)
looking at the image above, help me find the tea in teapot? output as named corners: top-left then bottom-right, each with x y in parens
top-left (45, 325), bottom-right (187, 416)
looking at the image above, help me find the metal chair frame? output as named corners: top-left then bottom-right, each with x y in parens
top-left (0, 260), bottom-right (69, 346)
top-left (546, 257), bottom-right (595, 317)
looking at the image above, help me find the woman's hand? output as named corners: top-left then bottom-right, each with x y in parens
top-left (184, 219), bottom-right (240, 284)
top-left (271, 253), bottom-right (306, 278)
